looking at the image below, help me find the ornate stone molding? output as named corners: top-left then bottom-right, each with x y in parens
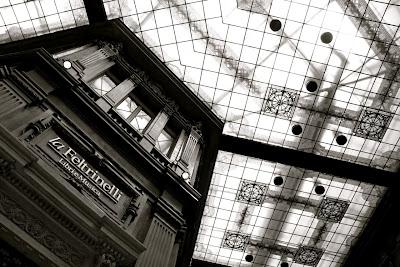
top-left (0, 157), bottom-right (15, 178)
top-left (97, 253), bottom-right (117, 267)
top-left (0, 191), bottom-right (84, 266)
top-left (22, 116), bottom-right (54, 142)
top-left (121, 188), bottom-right (143, 225)
top-left (2, 171), bottom-right (97, 248)
top-left (2, 168), bottom-right (139, 265)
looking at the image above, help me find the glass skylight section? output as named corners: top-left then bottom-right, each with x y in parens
top-left (106, 0), bottom-right (400, 172)
top-left (0, 0), bottom-right (88, 43)
top-left (193, 150), bottom-right (386, 266)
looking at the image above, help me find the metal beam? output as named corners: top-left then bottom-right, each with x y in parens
top-left (220, 135), bottom-right (399, 187)
top-left (82, 0), bottom-right (107, 24)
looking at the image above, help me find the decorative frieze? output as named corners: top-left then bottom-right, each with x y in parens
top-left (0, 191), bottom-right (84, 266)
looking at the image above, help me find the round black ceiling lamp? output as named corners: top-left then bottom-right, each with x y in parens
top-left (315, 185), bottom-right (326, 195)
top-left (245, 254), bottom-right (254, 262)
top-left (336, 135), bottom-right (347, 145)
top-left (306, 80), bottom-right (318, 92)
top-left (321, 32), bottom-right (333, 44)
top-left (273, 176), bottom-right (284, 186)
top-left (270, 19), bottom-right (282, 31)
top-left (291, 124), bottom-right (303, 135)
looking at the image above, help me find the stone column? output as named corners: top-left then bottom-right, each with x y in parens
top-left (167, 227), bottom-right (186, 267)
top-left (135, 215), bottom-right (176, 267)
top-left (174, 125), bottom-right (202, 180)
top-left (96, 74), bottom-right (142, 112)
top-left (179, 126), bottom-right (202, 166)
top-left (169, 129), bottom-right (187, 162)
top-left (139, 102), bottom-right (177, 152)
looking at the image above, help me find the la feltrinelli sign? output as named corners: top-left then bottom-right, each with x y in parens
top-left (47, 137), bottom-right (122, 203)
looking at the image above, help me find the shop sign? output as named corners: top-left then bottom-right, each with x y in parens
top-left (47, 137), bottom-right (122, 203)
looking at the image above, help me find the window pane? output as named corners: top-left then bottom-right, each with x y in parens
top-left (155, 130), bottom-right (173, 156)
top-left (116, 97), bottom-right (138, 119)
top-left (90, 75), bottom-right (116, 96)
top-left (130, 110), bottom-right (151, 132)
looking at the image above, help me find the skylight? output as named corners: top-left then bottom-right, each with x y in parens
top-left (103, 0), bottom-right (400, 172)
top-left (193, 150), bottom-right (385, 266)
top-left (0, 0), bottom-right (88, 43)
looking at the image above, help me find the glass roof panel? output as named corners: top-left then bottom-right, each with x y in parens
top-left (106, 0), bottom-right (400, 172)
top-left (193, 150), bottom-right (386, 266)
top-left (0, 0), bottom-right (88, 43)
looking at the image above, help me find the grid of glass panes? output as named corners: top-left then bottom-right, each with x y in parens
top-left (103, 0), bottom-right (400, 172)
top-left (116, 96), bottom-right (174, 156)
top-left (0, 0), bottom-right (88, 43)
top-left (193, 150), bottom-right (386, 266)
top-left (116, 97), bottom-right (152, 132)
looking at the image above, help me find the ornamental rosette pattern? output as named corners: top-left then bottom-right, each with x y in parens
top-left (317, 198), bottom-right (350, 223)
top-left (294, 246), bottom-right (324, 266)
top-left (262, 86), bottom-right (300, 119)
top-left (236, 180), bottom-right (267, 205)
top-left (354, 108), bottom-right (393, 141)
top-left (222, 231), bottom-right (250, 251)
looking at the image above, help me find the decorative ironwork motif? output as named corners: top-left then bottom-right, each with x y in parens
top-left (236, 180), bottom-right (267, 205)
top-left (262, 87), bottom-right (299, 119)
top-left (317, 198), bottom-right (349, 223)
top-left (222, 231), bottom-right (250, 251)
top-left (354, 108), bottom-right (393, 141)
top-left (294, 246), bottom-right (324, 266)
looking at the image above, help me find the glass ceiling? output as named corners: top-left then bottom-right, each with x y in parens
top-left (193, 150), bottom-right (386, 266)
top-left (0, 0), bottom-right (88, 43)
top-left (0, 1), bottom-right (396, 266)
top-left (103, 0), bottom-right (400, 172)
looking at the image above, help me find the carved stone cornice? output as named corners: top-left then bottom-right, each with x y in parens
top-left (0, 190), bottom-right (85, 266)
top-left (2, 170), bottom-right (97, 248)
